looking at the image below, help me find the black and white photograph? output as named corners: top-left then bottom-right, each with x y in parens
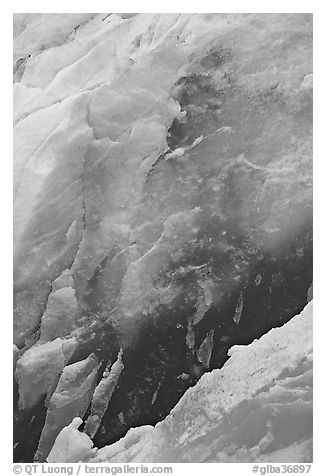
top-left (10, 5), bottom-right (316, 472)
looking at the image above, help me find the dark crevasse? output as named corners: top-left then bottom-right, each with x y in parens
top-left (13, 396), bottom-right (48, 463)
top-left (92, 224), bottom-right (312, 448)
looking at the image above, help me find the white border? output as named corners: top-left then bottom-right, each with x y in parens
top-left (2, 3), bottom-right (324, 473)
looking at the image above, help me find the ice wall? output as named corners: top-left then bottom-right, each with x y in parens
top-left (13, 13), bottom-right (313, 462)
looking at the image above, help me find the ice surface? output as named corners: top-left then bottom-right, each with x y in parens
top-left (13, 13), bottom-right (312, 462)
top-left (47, 417), bottom-right (96, 463)
top-left (15, 337), bottom-right (77, 409)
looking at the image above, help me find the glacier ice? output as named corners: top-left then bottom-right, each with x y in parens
top-left (84, 349), bottom-right (124, 438)
top-left (47, 417), bottom-right (96, 463)
top-left (35, 353), bottom-right (100, 462)
top-left (15, 337), bottom-right (77, 409)
top-left (13, 13), bottom-right (312, 462)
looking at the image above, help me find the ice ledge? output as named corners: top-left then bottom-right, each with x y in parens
top-left (48, 301), bottom-right (313, 463)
